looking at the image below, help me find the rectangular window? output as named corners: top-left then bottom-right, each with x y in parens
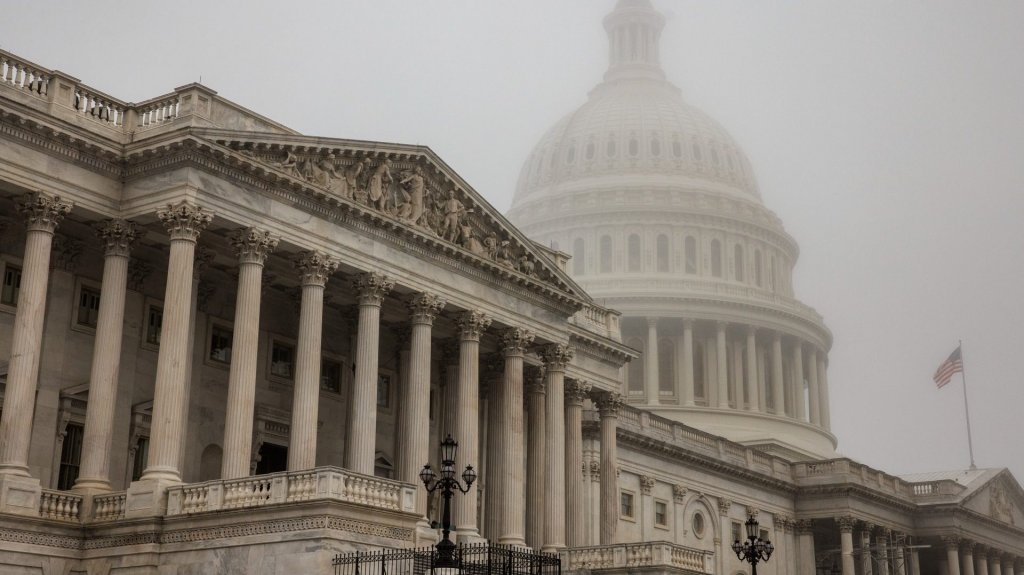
top-left (732, 521), bottom-right (742, 543)
top-left (655, 501), bottom-right (668, 526)
top-left (271, 341), bottom-right (295, 379)
top-left (57, 423), bottom-right (84, 490)
top-left (145, 305), bottom-right (163, 346)
top-left (131, 437), bottom-right (149, 482)
top-left (77, 286), bottom-right (101, 328)
top-left (209, 326), bottom-right (233, 363)
top-left (1, 265), bottom-right (21, 306)
top-left (760, 529), bottom-right (770, 542)
top-left (377, 373), bottom-right (392, 408)
top-left (320, 359), bottom-right (341, 393)
top-left (620, 491), bottom-right (634, 519)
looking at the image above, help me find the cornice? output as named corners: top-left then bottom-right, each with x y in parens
top-left (569, 325), bottom-right (637, 363)
top-left (0, 107), bottom-right (123, 177)
top-left (794, 483), bottom-right (918, 514)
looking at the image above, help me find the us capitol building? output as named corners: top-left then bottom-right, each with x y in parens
top-left (0, 1), bottom-right (1020, 574)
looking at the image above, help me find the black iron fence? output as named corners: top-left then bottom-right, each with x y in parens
top-left (333, 542), bottom-right (561, 575)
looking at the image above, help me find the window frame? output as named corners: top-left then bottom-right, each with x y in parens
top-left (377, 368), bottom-right (396, 412)
top-left (619, 489), bottom-right (636, 521)
top-left (141, 298), bottom-right (164, 352)
top-left (654, 499), bottom-right (670, 529)
top-left (268, 337), bottom-right (297, 382)
top-left (0, 258), bottom-right (23, 312)
top-left (205, 318), bottom-right (235, 368)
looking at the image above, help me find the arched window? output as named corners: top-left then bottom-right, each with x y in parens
top-left (600, 235), bottom-right (613, 273)
top-left (656, 234), bottom-right (670, 272)
top-left (573, 238), bottom-right (585, 275)
top-left (710, 239), bottom-right (723, 278)
top-left (659, 338), bottom-right (675, 393)
top-left (628, 234), bottom-right (642, 272)
top-left (754, 250), bottom-right (763, 286)
top-left (627, 337), bottom-right (645, 392)
top-left (733, 244), bottom-right (744, 282)
top-left (685, 237), bottom-right (697, 274)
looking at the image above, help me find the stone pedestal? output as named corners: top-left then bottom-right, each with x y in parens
top-left (0, 475), bottom-right (42, 517)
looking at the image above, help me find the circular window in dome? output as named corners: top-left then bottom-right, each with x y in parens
top-left (692, 512), bottom-right (706, 538)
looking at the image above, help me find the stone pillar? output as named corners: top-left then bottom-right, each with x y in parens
top-left (716, 322), bottom-right (729, 408)
top-left (731, 341), bottom-right (744, 409)
top-left (797, 519), bottom-right (816, 575)
top-left (963, 541), bottom-right (977, 575)
top-left (542, 344), bottom-right (572, 552)
top-left (453, 311), bottom-right (490, 541)
top-left (1004, 556), bottom-right (1016, 575)
top-left (493, 327), bottom-right (534, 546)
top-left (818, 354), bottom-right (832, 430)
top-left (179, 247), bottom-right (212, 475)
top-left (0, 193), bottom-right (72, 477)
top-left (745, 326), bottom-right (759, 412)
top-left (482, 353), bottom-right (504, 541)
top-left (838, 516), bottom-right (856, 575)
top-left (792, 342), bottom-right (806, 421)
top-left (220, 228), bottom-right (278, 479)
top-left (596, 392), bottom-right (622, 545)
top-left (910, 548), bottom-right (922, 575)
top-left (74, 219), bottom-right (138, 492)
top-left (992, 554), bottom-right (1002, 575)
top-left (771, 333), bottom-right (785, 415)
top-left (861, 524), bottom-right (875, 575)
top-left (640, 476), bottom-right (655, 542)
top-left (287, 252), bottom-right (339, 471)
top-left (942, 536), bottom-right (962, 575)
top-left (807, 348), bottom-right (821, 425)
top-left (877, 529), bottom-right (892, 575)
top-left (681, 320), bottom-right (695, 406)
top-left (525, 368), bottom-right (546, 550)
top-left (142, 202), bottom-right (212, 483)
top-left (565, 379), bottom-right (591, 548)
top-left (645, 318), bottom-right (659, 404)
top-left (977, 546), bottom-right (990, 575)
top-left (895, 534), bottom-right (908, 575)
top-left (345, 272), bottom-right (395, 475)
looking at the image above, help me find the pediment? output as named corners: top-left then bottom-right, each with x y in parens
top-left (179, 130), bottom-right (589, 308)
top-left (962, 470), bottom-right (1024, 527)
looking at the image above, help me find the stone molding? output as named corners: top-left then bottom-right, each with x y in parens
top-left (672, 484), bottom-right (687, 503)
top-left (408, 292), bottom-right (446, 325)
top-left (95, 218), bottom-right (139, 258)
top-left (565, 379), bottom-right (592, 404)
top-left (456, 310), bottom-right (492, 341)
top-left (541, 343), bottom-right (574, 372)
top-left (294, 250), bottom-right (339, 287)
top-left (353, 272), bottom-right (394, 306)
top-left (229, 226), bottom-right (279, 265)
top-left (639, 475), bottom-right (655, 495)
top-left (595, 392), bottom-right (623, 417)
top-left (500, 327), bottom-right (535, 356)
top-left (157, 201), bottom-right (212, 241)
top-left (18, 191), bottom-right (72, 233)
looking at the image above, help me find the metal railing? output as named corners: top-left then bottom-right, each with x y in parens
top-left (333, 543), bottom-right (561, 575)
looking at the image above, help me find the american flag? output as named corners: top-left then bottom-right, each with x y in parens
top-left (933, 345), bottom-right (963, 389)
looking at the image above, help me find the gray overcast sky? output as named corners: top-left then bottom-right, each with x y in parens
top-left (4, 1), bottom-right (1023, 480)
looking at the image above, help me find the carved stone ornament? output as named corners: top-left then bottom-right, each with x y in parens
top-left (230, 227), bottom-right (279, 265)
top-left (718, 498), bottom-right (732, 516)
top-left (408, 292), bottom-right (447, 325)
top-left (990, 482), bottom-right (1015, 525)
top-left (795, 519), bottom-right (814, 534)
top-left (295, 250), bottom-right (339, 287)
top-left (640, 475), bottom-right (655, 495)
top-left (353, 272), bottom-right (394, 306)
top-left (500, 327), bottom-right (535, 356)
top-left (456, 310), bottom-right (492, 341)
top-left (960, 539), bottom-right (976, 552)
top-left (541, 343), bottom-right (574, 371)
top-left (565, 379), bottom-right (592, 404)
top-left (672, 484), bottom-right (688, 503)
top-left (589, 460), bottom-right (601, 482)
top-left (18, 191), bottom-right (72, 233)
top-left (526, 371), bottom-right (546, 396)
top-left (941, 534), bottom-right (962, 549)
top-left (157, 201), bottom-right (212, 241)
top-left (837, 515), bottom-right (855, 533)
top-left (595, 392), bottom-right (623, 417)
top-left (95, 218), bottom-right (140, 258)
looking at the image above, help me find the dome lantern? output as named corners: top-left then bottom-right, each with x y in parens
top-left (603, 0), bottom-right (667, 83)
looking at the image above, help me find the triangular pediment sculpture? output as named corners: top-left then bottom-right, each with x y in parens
top-left (960, 471), bottom-right (1024, 527)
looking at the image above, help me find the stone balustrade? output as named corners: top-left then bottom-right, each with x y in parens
top-left (73, 84), bottom-right (127, 126)
top-left (563, 542), bottom-right (713, 574)
top-left (135, 92), bottom-right (180, 128)
top-left (38, 489), bottom-right (82, 522)
top-left (571, 302), bottom-right (622, 341)
top-left (792, 458), bottom-right (968, 503)
top-left (92, 491), bottom-right (127, 522)
top-left (165, 466), bottom-right (417, 517)
top-left (0, 51), bottom-right (50, 96)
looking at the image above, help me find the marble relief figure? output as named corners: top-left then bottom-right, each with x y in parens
top-left (368, 159), bottom-right (393, 211)
top-left (397, 166), bottom-right (426, 225)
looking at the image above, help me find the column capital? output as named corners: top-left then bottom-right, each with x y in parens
top-left (975, 545), bottom-right (989, 559)
top-left (408, 292), bottom-right (446, 325)
top-left (672, 484), bottom-right (687, 503)
top-left (157, 201), bottom-right (212, 241)
top-left (541, 343), bottom-right (574, 371)
top-left (95, 218), bottom-right (140, 257)
top-left (681, 318), bottom-right (695, 329)
top-left (294, 250), bottom-right (339, 287)
top-left (526, 371), bottom-right (546, 396)
top-left (18, 191), bottom-right (72, 233)
top-left (715, 320), bottom-right (728, 330)
top-left (353, 271), bottom-right (394, 306)
top-left (746, 324), bottom-right (758, 336)
top-left (795, 518), bottom-right (814, 534)
top-left (456, 309), bottom-right (492, 341)
top-left (941, 534), bottom-right (962, 549)
top-left (639, 475), bottom-right (655, 495)
top-left (961, 539), bottom-right (976, 553)
top-left (565, 379), bottom-right (592, 405)
top-left (837, 515), bottom-right (856, 533)
top-left (500, 326), bottom-right (535, 356)
top-left (646, 317), bottom-right (659, 327)
top-left (718, 497), bottom-right (732, 516)
top-left (594, 391), bottom-right (623, 417)
top-left (230, 227), bottom-right (279, 265)
top-left (772, 330), bottom-right (782, 343)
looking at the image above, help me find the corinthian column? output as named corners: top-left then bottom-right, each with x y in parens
top-left (681, 319), bottom-right (695, 406)
top-left (398, 292), bottom-right (446, 518)
top-left (345, 272), bottom-right (394, 475)
top-left (492, 327), bottom-right (534, 546)
top-left (745, 327), bottom-right (759, 411)
top-left (565, 379), bottom-right (592, 547)
top-left (962, 541), bottom-right (977, 575)
top-left (771, 333), bottom-right (785, 416)
top-left (0, 192), bottom-right (72, 477)
top-left (942, 536), bottom-right (962, 575)
top-left (142, 202), bottom-right (212, 482)
top-left (525, 368), bottom-right (546, 550)
top-left (453, 310), bottom-right (491, 541)
top-left (287, 251), bottom-right (338, 471)
top-left (221, 228), bottom-right (278, 479)
top-left (797, 519), bottom-right (816, 575)
top-left (74, 219), bottom-right (139, 492)
top-left (645, 318), bottom-right (659, 404)
top-left (807, 348), bottom-right (821, 425)
top-left (793, 342), bottom-right (806, 421)
top-left (819, 354), bottom-right (832, 430)
top-left (838, 516), bottom-right (856, 575)
top-left (716, 322), bottom-right (729, 408)
top-left (596, 392), bottom-right (622, 545)
top-left (542, 343), bottom-right (572, 552)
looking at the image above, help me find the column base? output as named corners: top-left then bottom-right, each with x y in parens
top-left (0, 475), bottom-right (41, 517)
top-left (125, 477), bottom-right (180, 518)
top-left (456, 529), bottom-right (487, 545)
top-left (71, 478), bottom-right (112, 494)
top-left (415, 519), bottom-right (439, 546)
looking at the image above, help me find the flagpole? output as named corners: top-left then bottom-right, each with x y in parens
top-left (959, 339), bottom-right (977, 470)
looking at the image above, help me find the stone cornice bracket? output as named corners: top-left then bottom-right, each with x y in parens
top-left (718, 498), bottom-right (733, 516)
top-left (795, 519), bottom-right (814, 534)
top-left (836, 515), bottom-right (855, 533)
top-left (565, 379), bottom-right (592, 405)
top-left (230, 227), bottom-right (279, 265)
top-left (594, 392), bottom-right (623, 417)
top-left (194, 245), bottom-right (215, 279)
top-left (157, 201), bottom-right (212, 242)
top-left (941, 534), bottom-right (962, 549)
top-left (353, 272), bottom-right (394, 306)
top-left (640, 475), bottom-right (655, 495)
top-left (295, 250), bottom-right (339, 287)
top-left (500, 327), bottom-right (535, 357)
top-left (672, 483), bottom-right (687, 503)
top-left (541, 343), bottom-right (574, 372)
top-left (456, 310), bottom-right (492, 342)
top-left (408, 292), bottom-right (447, 325)
top-left (18, 191), bottom-right (72, 233)
top-left (95, 218), bottom-right (140, 257)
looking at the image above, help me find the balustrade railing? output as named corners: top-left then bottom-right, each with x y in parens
top-left (39, 489), bottom-right (82, 522)
top-left (92, 491), bottom-right (127, 521)
top-left (136, 93), bottom-right (180, 128)
top-left (0, 51), bottom-right (50, 96)
top-left (563, 542), bottom-right (712, 574)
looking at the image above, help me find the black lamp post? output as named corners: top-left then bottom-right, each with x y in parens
top-left (732, 516), bottom-right (774, 575)
top-left (419, 434), bottom-right (477, 569)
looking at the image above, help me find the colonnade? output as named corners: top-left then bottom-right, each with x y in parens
top-left (943, 536), bottom-right (1022, 575)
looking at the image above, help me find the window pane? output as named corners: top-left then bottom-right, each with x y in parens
top-left (1, 265), bottom-right (21, 305)
top-left (271, 342), bottom-right (295, 379)
top-left (146, 306), bottom-right (163, 345)
top-left (77, 287), bottom-right (101, 327)
top-left (58, 423), bottom-right (84, 490)
top-left (210, 327), bottom-right (233, 363)
top-left (377, 373), bottom-right (391, 408)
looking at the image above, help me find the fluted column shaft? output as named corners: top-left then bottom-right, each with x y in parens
top-left (565, 380), bottom-right (591, 547)
top-left (943, 537), bottom-right (962, 575)
top-left (288, 252), bottom-right (338, 471)
top-left (838, 518), bottom-right (856, 575)
top-left (453, 311), bottom-right (490, 540)
top-left (345, 273), bottom-right (394, 475)
top-left (494, 328), bottom-right (533, 546)
top-left (992, 556), bottom-right (1002, 575)
top-left (819, 355), bottom-right (832, 430)
top-left (716, 322), bottom-right (729, 408)
top-left (963, 546), bottom-right (977, 575)
top-left (877, 533), bottom-right (891, 575)
top-left (793, 342), bottom-right (806, 421)
top-left (143, 202), bottom-right (212, 482)
top-left (75, 220), bottom-right (138, 491)
top-left (771, 333), bottom-right (785, 415)
top-left (745, 327), bottom-right (759, 411)
top-left (861, 527), bottom-right (875, 575)
top-left (645, 318), bottom-right (659, 404)
top-left (977, 550), bottom-right (991, 575)
top-left (797, 521), bottom-right (816, 575)
top-left (681, 320), bottom-right (695, 406)
top-left (0, 193), bottom-right (72, 476)
top-left (807, 348), bottom-right (821, 425)
top-left (525, 372), bottom-right (546, 550)
top-left (543, 344), bottom-right (572, 552)
top-left (597, 393), bottom-right (622, 545)
top-left (221, 228), bottom-right (277, 479)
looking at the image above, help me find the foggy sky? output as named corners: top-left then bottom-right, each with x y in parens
top-left (4, 1), bottom-right (1023, 481)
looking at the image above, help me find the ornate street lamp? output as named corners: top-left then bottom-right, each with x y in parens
top-left (732, 516), bottom-right (774, 575)
top-left (420, 434), bottom-right (477, 569)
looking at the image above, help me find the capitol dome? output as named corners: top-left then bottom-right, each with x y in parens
top-left (508, 0), bottom-right (836, 460)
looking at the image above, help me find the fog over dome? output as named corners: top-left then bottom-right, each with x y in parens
top-left (509, 0), bottom-right (835, 460)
